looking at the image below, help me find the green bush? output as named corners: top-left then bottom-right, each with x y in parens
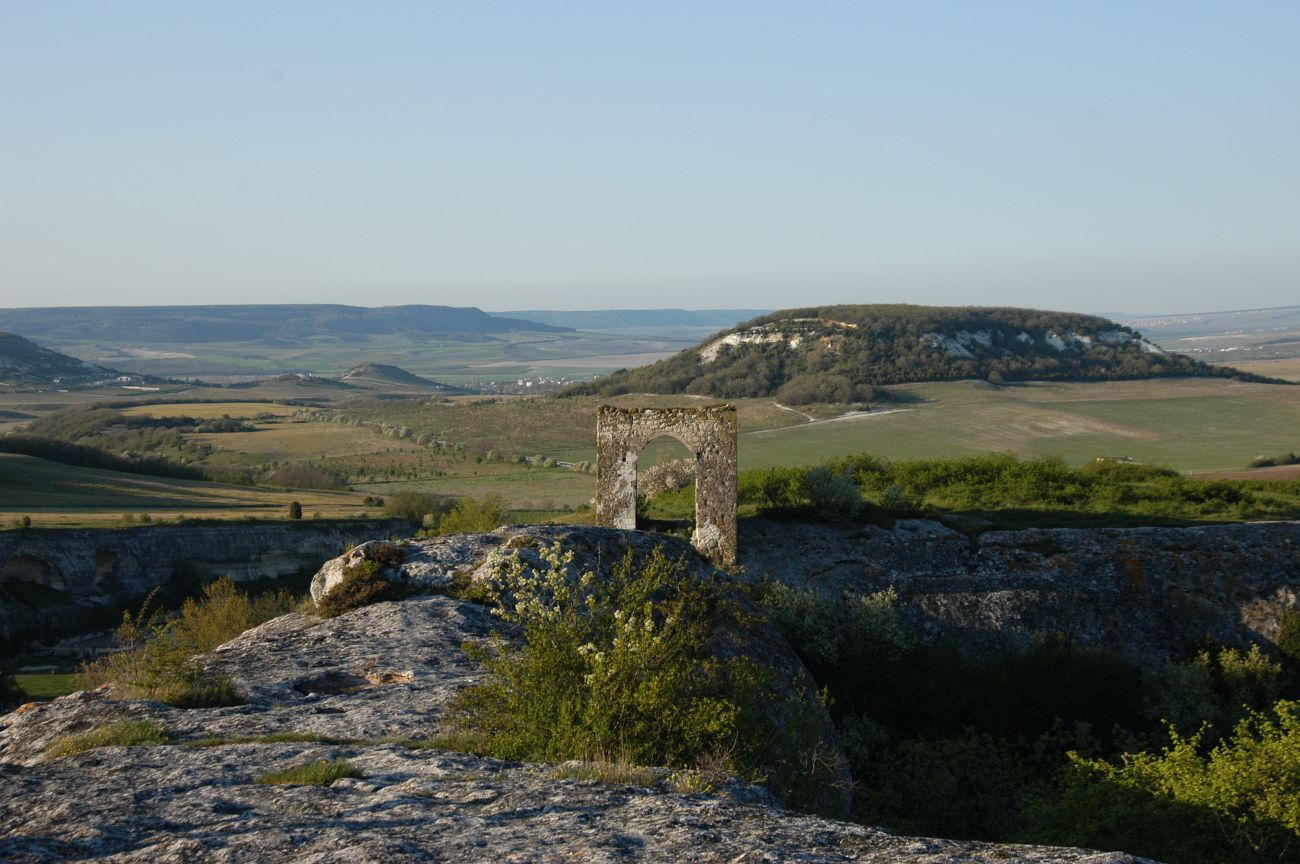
top-left (800, 465), bottom-right (863, 521)
top-left (435, 495), bottom-right (507, 534)
top-left (384, 490), bottom-right (451, 526)
top-left (1149, 646), bottom-right (1283, 743)
top-left (1276, 609), bottom-right (1300, 670)
top-left (450, 542), bottom-right (830, 807)
top-left (757, 582), bottom-right (910, 667)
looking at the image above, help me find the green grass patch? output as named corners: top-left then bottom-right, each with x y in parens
top-left (552, 760), bottom-right (660, 787)
top-left (254, 758), bottom-right (362, 786)
top-left (15, 673), bottom-right (80, 701)
top-left (46, 719), bottom-right (170, 758)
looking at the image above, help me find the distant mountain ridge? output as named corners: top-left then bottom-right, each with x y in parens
top-left (566, 304), bottom-right (1277, 402)
top-left (1112, 304), bottom-right (1300, 336)
top-left (493, 308), bottom-right (770, 332)
top-left (0, 332), bottom-right (118, 385)
top-left (0, 305), bottom-right (571, 343)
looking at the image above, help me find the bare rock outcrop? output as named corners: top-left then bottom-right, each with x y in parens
top-left (0, 523), bottom-right (1167, 862)
top-left (0, 736), bottom-right (1152, 863)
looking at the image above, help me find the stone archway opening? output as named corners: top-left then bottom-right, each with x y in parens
top-left (595, 405), bottom-right (737, 565)
top-left (635, 435), bottom-right (697, 537)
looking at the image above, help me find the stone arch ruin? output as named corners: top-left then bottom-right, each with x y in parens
top-left (595, 404), bottom-right (737, 565)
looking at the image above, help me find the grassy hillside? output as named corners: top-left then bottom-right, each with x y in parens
top-left (0, 332), bottom-right (116, 385)
top-left (567, 305), bottom-right (1276, 401)
top-left (340, 363), bottom-right (466, 392)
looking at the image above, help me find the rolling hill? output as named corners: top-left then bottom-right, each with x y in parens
top-left (340, 363), bottom-right (468, 392)
top-left (566, 305), bottom-right (1278, 402)
top-left (0, 332), bottom-right (118, 386)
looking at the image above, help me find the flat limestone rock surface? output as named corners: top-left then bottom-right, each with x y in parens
top-left (0, 595), bottom-right (498, 766)
top-left (0, 739), bottom-right (1152, 863)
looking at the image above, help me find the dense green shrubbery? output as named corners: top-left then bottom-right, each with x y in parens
top-left (383, 491), bottom-right (508, 535)
top-left (0, 433), bottom-right (205, 480)
top-left (1027, 702), bottom-right (1300, 863)
top-left (1248, 451), bottom-right (1299, 469)
top-left (737, 452), bottom-right (1300, 527)
top-left (756, 582), bottom-right (1300, 862)
top-left (79, 578), bottom-right (297, 707)
top-left (451, 543), bottom-right (834, 809)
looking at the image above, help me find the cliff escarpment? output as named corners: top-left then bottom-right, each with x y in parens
top-left (741, 518), bottom-right (1300, 668)
top-left (0, 520), bottom-right (412, 648)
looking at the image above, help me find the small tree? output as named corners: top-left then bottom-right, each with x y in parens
top-left (288, 501), bottom-right (302, 520)
top-left (20, 515), bottom-right (31, 529)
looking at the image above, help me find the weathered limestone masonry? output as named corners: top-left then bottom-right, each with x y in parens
top-left (595, 404), bottom-right (738, 564)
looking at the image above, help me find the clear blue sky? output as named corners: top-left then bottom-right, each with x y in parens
top-left (1, 1), bottom-right (1297, 314)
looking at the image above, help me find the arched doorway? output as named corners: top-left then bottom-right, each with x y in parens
top-left (635, 434), bottom-right (697, 536)
top-left (595, 405), bottom-right (737, 564)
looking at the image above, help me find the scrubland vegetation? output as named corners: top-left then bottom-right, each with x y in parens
top-left (757, 583), bottom-right (1300, 863)
top-left (449, 542), bottom-right (838, 811)
top-left (78, 578), bottom-right (298, 707)
top-left (656, 453), bottom-right (1300, 529)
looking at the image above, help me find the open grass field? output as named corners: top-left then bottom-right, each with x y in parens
top-left (120, 402), bottom-right (307, 419)
top-left (13, 673), bottom-right (81, 701)
top-left (736, 378), bottom-right (1300, 473)
top-left (3, 376), bottom-right (1296, 525)
top-left (192, 420), bottom-right (424, 460)
top-left (0, 453), bottom-right (371, 528)
top-left (1218, 357), bottom-right (1300, 382)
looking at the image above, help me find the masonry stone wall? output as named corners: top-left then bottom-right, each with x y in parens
top-left (595, 405), bottom-right (738, 564)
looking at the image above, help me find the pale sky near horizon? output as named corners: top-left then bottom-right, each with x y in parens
top-left (1, 2), bottom-right (1297, 315)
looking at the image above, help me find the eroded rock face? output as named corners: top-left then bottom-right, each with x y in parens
top-left (739, 518), bottom-right (1300, 668)
top-left (0, 520), bottom-right (412, 648)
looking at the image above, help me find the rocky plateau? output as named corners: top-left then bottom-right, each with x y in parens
top-left (6, 516), bottom-right (1297, 862)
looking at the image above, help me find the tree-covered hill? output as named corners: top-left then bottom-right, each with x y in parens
top-left (0, 332), bottom-right (117, 385)
top-left (565, 305), bottom-right (1278, 402)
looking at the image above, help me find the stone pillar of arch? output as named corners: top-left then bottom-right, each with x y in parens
top-left (595, 404), bottom-right (738, 565)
